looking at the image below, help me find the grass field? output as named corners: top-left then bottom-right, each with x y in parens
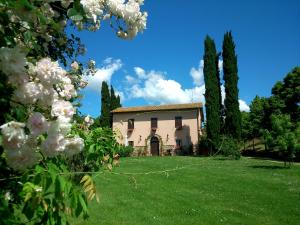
top-left (75, 157), bottom-right (300, 225)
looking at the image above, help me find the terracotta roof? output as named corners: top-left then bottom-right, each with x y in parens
top-left (111, 102), bottom-right (203, 113)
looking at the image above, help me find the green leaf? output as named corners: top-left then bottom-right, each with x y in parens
top-left (67, 8), bottom-right (83, 21)
top-left (24, 31), bottom-right (32, 44)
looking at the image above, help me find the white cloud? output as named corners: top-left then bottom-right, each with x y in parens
top-left (115, 90), bottom-right (125, 103)
top-left (190, 59), bottom-right (223, 86)
top-left (134, 67), bottom-right (147, 79)
top-left (84, 58), bottom-right (122, 91)
top-left (218, 59), bottom-right (223, 73)
top-left (128, 69), bottom-right (204, 104)
top-left (190, 60), bottom-right (204, 86)
top-left (125, 75), bottom-right (136, 84)
top-left (239, 99), bottom-right (250, 112)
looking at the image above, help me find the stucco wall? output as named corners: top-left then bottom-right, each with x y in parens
top-left (112, 109), bottom-right (202, 155)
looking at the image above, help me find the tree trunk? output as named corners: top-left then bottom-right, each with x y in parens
top-left (252, 139), bottom-right (255, 151)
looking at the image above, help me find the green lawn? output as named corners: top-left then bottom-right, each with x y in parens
top-left (75, 157), bottom-right (300, 225)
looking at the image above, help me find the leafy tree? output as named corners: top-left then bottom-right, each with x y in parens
top-left (265, 114), bottom-right (300, 166)
top-left (100, 81), bottom-right (111, 128)
top-left (222, 31), bottom-right (241, 139)
top-left (241, 111), bottom-right (251, 150)
top-left (271, 67), bottom-right (300, 122)
top-left (203, 36), bottom-right (221, 151)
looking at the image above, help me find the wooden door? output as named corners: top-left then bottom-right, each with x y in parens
top-left (150, 136), bottom-right (159, 156)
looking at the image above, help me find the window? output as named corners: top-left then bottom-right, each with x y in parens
top-left (175, 116), bottom-right (182, 129)
top-left (175, 139), bottom-right (182, 149)
top-left (151, 118), bottom-right (157, 129)
top-left (128, 119), bottom-right (134, 130)
top-left (128, 141), bottom-right (134, 147)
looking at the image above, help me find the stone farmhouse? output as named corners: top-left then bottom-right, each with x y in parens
top-left (111, 103), bottom-right (204, 156)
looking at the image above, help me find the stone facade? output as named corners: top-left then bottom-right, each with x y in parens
top-left (112, 103), bottom-right (203, 156)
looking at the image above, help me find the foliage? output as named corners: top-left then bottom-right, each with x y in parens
top-left (219, 136), bottom-right (241, 160)
top-left (271, 67), bottom-right (300, 122)
top-left (222, 31), bottom-right (242, 139)
top-left (100, 81), bottom-right (111, 128)
top-left (110, 85), bottom-right (121, 127)
top-left (116, 145), bottom-right (134, 157)
top-left (0, 0), bottom-right (147, 224)
top-left (203, 35), bottom-right (221, 151)
top-left (68, 127), bottom-right (120, 174)
top-left (264, 114), bottom-right (300, 166)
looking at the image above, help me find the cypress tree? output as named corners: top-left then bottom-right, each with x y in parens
top-left (110, 85), bottom-right (118, 111)
top-left (116, 95), bottom-right (121, 108)
top-left (203, 36), bottom-right (221, 151)
top-left (100, 81), bottom-right (111, 127)
top-left (110, 85), bottom-right (122, 127)
top-left (222, 31), bottom-right (241, 139)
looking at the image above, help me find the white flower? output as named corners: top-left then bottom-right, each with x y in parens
top-left (84, 115), bottom-right (94, 127)
top-left (13, 81), bottom-right (43, 105)
top-left (0, 121), bottom-right (26, 150)
top-left (41, 134), bottom-right (66, 158)
top-left (27, 112), bottom-right (49, 136)
top-left (4, 192), bottom-right (11, 201)
top-left (48, 119), bottom-right (72, 136)
top-left (0, 46), bottom-right (27, 76)
top-left (51, 100), bottom-right (75, 122)
top-left (106, 0), bottom-right (147, 39)
top-left (71, 61), bottom-right (79, 71)
top-left (64, 136), bottom-right (84, 157)
top-left (34, 58), bottom-right (66, 85)
top-left (79, 80), bottom-right (88, 88)
top-left (38, 85), bottom-right (59, 107)
top-left (80, 0), bottom-right (104, 23)
top-left (5, 140), bottom-right (39, 171)
top-left (59, 84), bottom-right (77, 100)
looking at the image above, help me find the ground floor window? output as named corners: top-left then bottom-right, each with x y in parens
top-left (128, 141), bottom-right (134, 147)
top-left (175, 139), bottom-right (182, 149)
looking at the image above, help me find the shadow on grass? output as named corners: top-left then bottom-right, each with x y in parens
top-left (249, 165), bottom-right (287, 170)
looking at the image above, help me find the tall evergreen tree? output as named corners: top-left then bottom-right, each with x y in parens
top-left (222, 31), bottom-right (241, 139)
top-left (110, 85), bottom-right (122, 127)
top-left (110, 85), bottom-right (118, 110)
top-left (100, 81), bottom-right (111, 127)
top-left (203, 36), bottom-right (221, 150)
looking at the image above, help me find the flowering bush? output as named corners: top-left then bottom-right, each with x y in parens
top-left (0, 0), bottom-right (147, 224)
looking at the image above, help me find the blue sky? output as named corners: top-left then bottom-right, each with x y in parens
top-left (72, 0), bottom-right (300, 117)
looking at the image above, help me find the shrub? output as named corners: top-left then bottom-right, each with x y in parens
top-left (116, 145), bottom-right (134, 157)
top-left (219, 136), bottom-right (241, 160)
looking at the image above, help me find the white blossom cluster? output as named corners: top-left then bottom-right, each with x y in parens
top-left (84, 115), bottom-right (94, 127)
top-left (79, 0), bottom-right (147, 39)
top-left (0, 49), bottom-right (84, 171)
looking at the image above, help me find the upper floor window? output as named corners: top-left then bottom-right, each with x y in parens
top-left (175, 116), bottom-right (182, 129)
top-left (151, 118), bottom-right (157, 129)
top-left (128, 119), bottom-right (134, 130)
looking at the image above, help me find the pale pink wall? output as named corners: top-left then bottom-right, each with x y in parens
top-left (112, 109), bottom-right (202, 148)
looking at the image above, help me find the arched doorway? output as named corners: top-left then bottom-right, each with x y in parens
top-left (150, 136), bottom-right (159, 156)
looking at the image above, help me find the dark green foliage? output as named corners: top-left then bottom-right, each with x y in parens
top-left (264, 114), bottom-right (300, 166)
top-left (219, 136), bottom-right (241, 160)
top-left (100, 81), bottom-right (111, 127)
top-left (110, 85), bottom-right (122, 126)
top-left (203, 35), bottom-right (221, 151)
top-left (271, 67), bottom-right (300, 122)
top-left (222, 31), bottom-right (241, 139)
top-left (115, 145), bottom-right (134, 157)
